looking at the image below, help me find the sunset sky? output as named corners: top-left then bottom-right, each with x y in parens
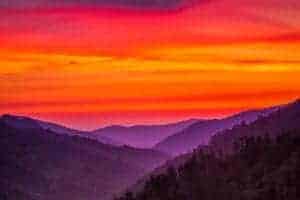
top-left (1, 0), bottom-right (300, 130)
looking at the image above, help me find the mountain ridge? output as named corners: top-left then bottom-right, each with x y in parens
top-left (154, 106), bottom-right (278, 156)
top-left (116, 99), bottom-right (300, 200)
top-left (0, 118), bottom-right (170, 200)
top-left (91, 118), bottom-right (200, 148)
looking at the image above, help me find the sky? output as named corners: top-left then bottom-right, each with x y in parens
top-left (1, 0), bottom-right (300, 130)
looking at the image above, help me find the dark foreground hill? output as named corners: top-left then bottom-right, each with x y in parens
top-left (117, 132), bottom-right (300, 200)
top-left (0, 121), bottom-right (169, 200)
top-left (117, 100), bottom-right (300, 200)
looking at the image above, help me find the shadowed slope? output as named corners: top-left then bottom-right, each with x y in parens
top-left (210, 99), bottom-right (300, 154)
top-left (116, 99), bottom-right (300, 200)
top-left (0, 119), bottom-right (169, 200)
top-left (154, 107), bottom-right (277, 156)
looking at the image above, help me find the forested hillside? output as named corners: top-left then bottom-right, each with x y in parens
top-left (210, 99), bottom-right (300, 154)
top-left (116, 132), bottom-right (300, 200)
top-left (116, 100), bottom-right (300, 200)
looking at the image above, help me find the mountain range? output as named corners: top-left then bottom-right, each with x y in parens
top-left (0, 102), bottom-right (279, 156)
top-left (116, 99), bottom-right (300, 200)
top-left (0, 117), bottom-right (169, 200)
top-left (1, 114), bottom-right (121, 146)
top-left (91, 119), bottom-right (199, 148)
top-left (154, 106), bottom-right (277, 156)
top-left (1, 99), bottom-right (299, 200)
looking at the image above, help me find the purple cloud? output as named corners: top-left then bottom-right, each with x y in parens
top-left (0, 0), bottom-right (187, 10)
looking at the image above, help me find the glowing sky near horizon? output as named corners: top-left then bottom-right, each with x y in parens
top-left (1, 0), bottom-right (300, 130)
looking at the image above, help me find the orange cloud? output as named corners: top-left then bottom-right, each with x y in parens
top-left (1, 0), bottom-right (300, 129)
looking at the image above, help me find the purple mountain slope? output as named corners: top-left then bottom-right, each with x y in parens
top-left (210, 99), bottom-right (300, 154)
top-left (0, 118), bottom-right (170, 200)
top-left (154, 106), bottom-right (278, 156)
top-left (0, 114), bottom-right (200, 148)
top-left (92, 119), bottom-right (199, 148)
top-left (118, 99), bottom-right (300, 199)
top-left (0, 114), bottom-right (120, 146)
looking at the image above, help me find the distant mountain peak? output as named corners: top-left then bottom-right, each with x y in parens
top-left (92, 118), bottom-right (201, 148)
top-left (0, 114), bottom-right (42, 130)
top-left (1, 114), bottom-right (25, 120)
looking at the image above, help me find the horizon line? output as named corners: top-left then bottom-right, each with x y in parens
top-left (2, 97), bottom-right (298, 131)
